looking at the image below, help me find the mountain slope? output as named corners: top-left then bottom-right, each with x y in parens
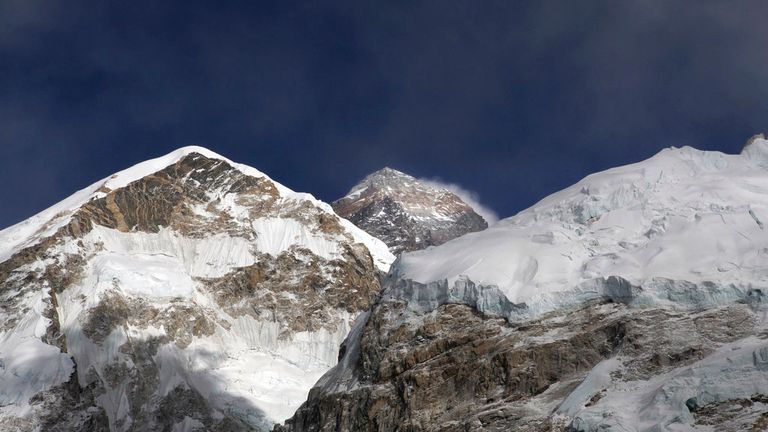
top-left (0, 147), bottom-right (394, 431)
top-left (278, 136), bottom-right (768, 432)
top-left (332, 168), bottom-right (488, 254)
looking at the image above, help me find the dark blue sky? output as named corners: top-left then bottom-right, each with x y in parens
top-left (1, 1), bottom-right (767, 229)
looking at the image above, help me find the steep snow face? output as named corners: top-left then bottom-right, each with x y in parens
top-left (332, 167), bottom-right (488, 254)
top-left (396, 138), bottom-right (768, 315)
top-left (0, 287), bottom-right (74, 409)
top-left (0, 147), bottom-right (394, 431)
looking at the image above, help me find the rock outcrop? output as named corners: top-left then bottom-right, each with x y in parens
top-left (277, 281), bottom-right (764, 431)
top-left (332, 168), bottom-right (488, 254)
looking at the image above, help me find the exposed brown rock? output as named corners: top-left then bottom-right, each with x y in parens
top-left (202, 243), bottom-right (381, 335)
top-left (277, 300), bottom-right (625, 432)
top-left (332, 168), bottom-right (488, 254)
top-left (276, 297), bottom-right (760, 432)
top-left (80, 290), bottom-right (220, 348)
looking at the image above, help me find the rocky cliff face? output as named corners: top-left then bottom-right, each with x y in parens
top-left (278, 285), bottom-right (765, 432)
top-left (277, 138), bottom-right (768, 432)
top-left (332, 168), bottom-right (488, 254)
top-left (0, 147), bottom-right (394, 431)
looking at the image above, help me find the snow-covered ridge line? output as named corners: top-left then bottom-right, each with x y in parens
top-left (395, 138), bottom-right (768, 312)
top-left (0, 146), bottom-right (394, 271)
top-left (0, 147), bottom-right (254, 262)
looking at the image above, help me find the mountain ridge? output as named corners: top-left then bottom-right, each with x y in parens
top-left (0, 147), bottom-right (394, 431)
top-left (4, 138), bottom-right (768, 431)
top-left (277, 138), bottom-right (768, 432)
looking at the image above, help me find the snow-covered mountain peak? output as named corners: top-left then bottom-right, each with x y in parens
top-left (0, 147), bottom-right (393, 430)
top-left (279, 137), bottom-right (768, 432)
top-left (100, 145), bottom-right (268, 190)
top-left (333, 167), bottom-right (488, 254)
top-left (0, 146), bottom-right (249, 262)
top-left (352, 166), bottom-right (412, 187)
top-left (395, 143), bottom-right (768, 315)
top-left (0, 147), bottom-right (393, 271)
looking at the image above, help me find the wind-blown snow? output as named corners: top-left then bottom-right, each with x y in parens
top-left (420, 178), bottom-right (499, 224)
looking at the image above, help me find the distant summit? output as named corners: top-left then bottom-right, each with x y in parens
top-left (332, 167), bottom-right (488, 254)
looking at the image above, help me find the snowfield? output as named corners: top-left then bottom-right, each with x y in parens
top-left (397, 138), bottom-right (768, 316)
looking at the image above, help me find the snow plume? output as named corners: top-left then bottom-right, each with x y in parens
top-left (421, 179), bottom-right (499, 225)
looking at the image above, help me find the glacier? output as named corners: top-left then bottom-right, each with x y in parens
top-left (396, 137), bottom-right (768, 315)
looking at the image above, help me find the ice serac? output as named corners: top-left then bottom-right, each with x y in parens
top-left (278, 136), bottom-right (768, 431)
top-left (0, 146), bottom-right (394, 431)
top-left (331, 167), bottom-right (488, 254)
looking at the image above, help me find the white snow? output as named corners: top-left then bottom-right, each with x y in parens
top-left (566, 333), bottom-right (768, 431)
top-left (171, 314), bottom-right (355, 428)
top-left (0, 145), bottom-right (395, 429)
top-left (89, 226), bottom-right (256, 279)
top-left (53, 241), bottom-right (359, 430)
top-left (88, 253), bottom-right (197, 299)
top-left (251, 218), bottom-right (341, 261)
top-left (0, 288), bottom-right (74, 415)
top-left (0, 145), bottom-right (394, 272)
top-left (395, 140), bottom-right (768, 314)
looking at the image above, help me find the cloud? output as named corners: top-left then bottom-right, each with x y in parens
top-left (420, 179), bottom-right (499, 225)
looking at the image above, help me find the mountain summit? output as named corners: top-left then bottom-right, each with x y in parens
top-left (0, 146), bottom-right (393, 431)
top-left (331, 167), bottom-right (488, 254)
top-left (279, 138), bottom-right (768, 432)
